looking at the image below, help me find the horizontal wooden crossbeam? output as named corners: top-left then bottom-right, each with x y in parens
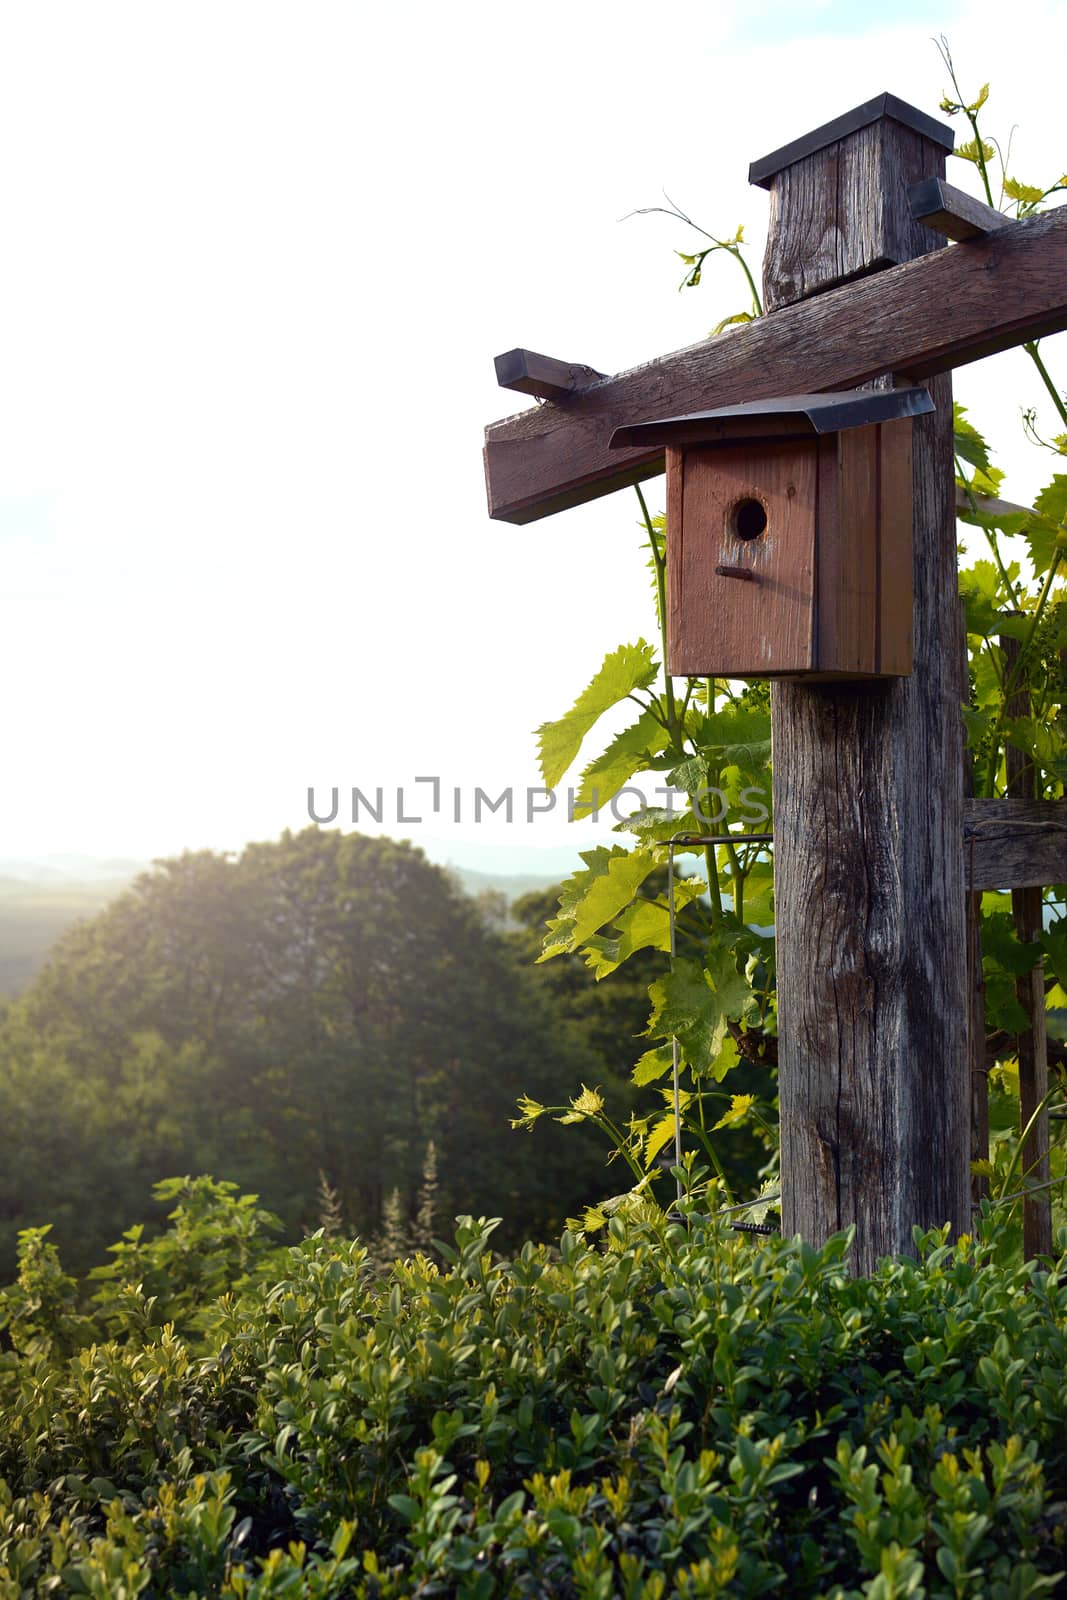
top-left (964, 798), bottom-right (1067, 891)
top-left (908, 177), bottom-right (1011, 242)
top-left (484, 205), bottom-right (1067, 524)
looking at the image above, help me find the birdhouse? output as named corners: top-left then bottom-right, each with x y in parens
top-left (609, 387), bottom-right (934, 680)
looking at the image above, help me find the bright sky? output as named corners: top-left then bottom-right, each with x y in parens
top-left (1, 0), bottom-right (1064, 871)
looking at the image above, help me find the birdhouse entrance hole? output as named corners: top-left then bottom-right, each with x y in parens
top-left (729, 497), bottom-right (768, 541)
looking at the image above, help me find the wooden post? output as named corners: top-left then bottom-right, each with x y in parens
top-left (964, 602), bottom-right (990, 1205)
top-left (968, 886), bottom-right (990, 1205)
top-left (1002, 630), bottom-right (1052, 1256)
top-left (763, 102), bottom-right (971, 1272)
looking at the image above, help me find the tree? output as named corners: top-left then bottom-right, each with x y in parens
top-left (0, 828), bottom-right (612, 1276)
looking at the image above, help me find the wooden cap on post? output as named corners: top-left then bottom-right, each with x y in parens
top-left (751, 92), bottom-right (956, 311)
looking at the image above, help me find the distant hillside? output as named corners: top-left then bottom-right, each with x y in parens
top-left (0, 851), bottom-right (568, 998)
top-left (0, 874), bottom-right (139, 997)
top-left (445, 864), bottom-right (562, 903)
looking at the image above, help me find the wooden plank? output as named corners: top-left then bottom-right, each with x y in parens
top-left (1002, 629), bottom-right (1052, 1258)
top-left (955, 484), bottom-right (1033, 519)
top-left (908, 176), bottom-right (1011, 241)
top-left (962, 600), bottom-right (989, 1206)
top-left (1014, 883), bottom-right (1052, 1256)
top-left (826, 424), bottom-right (878, 673)
top-left (877, 418), bottom-right (914, 676)
top-left (968, 887), bottom-right (990, 1204)
top-left (668, 442), bottom-right (816, 676)
top-left (962, 798), bottom-right (1067, 890)
top-left (493, 348), bottom-right (605, 401)
top-left (769, 101), bottom-right (970, 1273)
top-left (483, 204), bottom-right (1067, 524)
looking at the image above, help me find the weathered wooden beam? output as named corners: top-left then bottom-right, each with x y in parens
top-left (961, 603), bottom-right (989, 1207)
top-left (484, 204), bottom-right (1067, 524)
top-left (955, 485), bottom-right (1033, 520)
top-left (768, 101), bottom-right (970, 1274)
top-left (493, 348), bottom-right (605, 402)
top-left (962, 798), bottom-right (1067, 890)
top-left (1001, 630), bottom-right (1052, 1258)
top-left (1014, 882), bottom-right (1052, 1256)
top-left (908, 177), bottom-right (1011, 242)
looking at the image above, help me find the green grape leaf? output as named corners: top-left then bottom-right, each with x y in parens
top-left (708, 1033), bottom-right (741, 1083)
top-left (584, 877), bottom-right (705, 979)
top-left (646, 934), bottom-right (751, 1072)
top-left (539, 847), bottom-right (658, 960)
top-left (538, 846), bottom-right (627, 960)
top-left (571, 708), bottom-right (670, 819)
top-left (536, 641), bottom-right (659, 787)
top-left (632, 1045), bottom-right (676, 1087)
top-left (1040, 920), bottom-right (1067, 990)
top-left (984, 973), bottom-right (1032, 1035)
top-left (704, 928), bottom-right (754, 1017)
top-left (961, 705), bottom-right (994, 750)
top-left (711, 1093), bottom-right (756, 1131)
top-left (646, 958), bottom-right (730, 1069)
top-left (983, 914), bottom-right (1044, 977)
top-left (1024, 475), bottom-right (1067, 576)
top-left (613, 805), bottom-right (702, 844)
top-left (711, 310), bottom-right (755, 337)
top-left (955, 137), bottom-right (995, 166)
top-left (690, 706), bottom-right (773, 771)
top-left (644, 1110), bottom-right (681, 1169)
top-left (1003, 176), bottom-right (1045, 206)
top-left (666, 754), bottom-right (710, 797)
top-left (1035, 474), bottom-right (1067, 525)
top-left (954, 404), bottom-right (991, 474)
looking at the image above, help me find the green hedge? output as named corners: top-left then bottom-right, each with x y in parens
top-left (1, 1179), bottom-right (1065, 1596)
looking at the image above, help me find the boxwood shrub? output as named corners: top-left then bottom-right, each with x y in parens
top-left (1, 1178), bottom-right (1065, 1596)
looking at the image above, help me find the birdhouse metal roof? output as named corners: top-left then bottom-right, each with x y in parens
top-left (608, 386), bottom-right (935, 452)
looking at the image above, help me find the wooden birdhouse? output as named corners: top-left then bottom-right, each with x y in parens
top-left (610, 387), bottom-right (934, 680)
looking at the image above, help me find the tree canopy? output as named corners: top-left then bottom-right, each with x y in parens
top-left (0, 828), bottom-right (617, 1275)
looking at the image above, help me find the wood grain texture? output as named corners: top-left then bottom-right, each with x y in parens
top-left (822, 426), bottom-right (878, 673)
top-left (766, 101), bottom-right (969, 1272)
top-left (962, 601), bottom-right (989, 1205)
top-left (483, 205), bottom-right (1067, 524)
top-left (908, 177), bottom-right (1011, 242)
top-left (877, 420), bottom-right (914, 676)
top-left (1014, 883), bottom-right (1052, 1257)
top-left (962, 798), bottom-right (1067, 890)
top-left (773, 374), bottom-right (969, 1272)
top-left (1002, 630), bottom-right (1052, 1257)
top-left (968, 889), bottom-right (990, 1203)
top-left (762, 122), bottom-right (950, 310)
top-left (667, 443), bottom-right (816, 676)
top-left (494, 348), bottom-right (605, 400)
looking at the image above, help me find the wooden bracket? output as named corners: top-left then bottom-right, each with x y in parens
top-left (494, 348), bottom-right (605, 402)
top-left (908, 177), bottom-right (1012, 242)
top-left (955, 484), bottom-right (1033, 520)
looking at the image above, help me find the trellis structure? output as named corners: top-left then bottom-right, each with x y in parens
top-left (483, 93), bottom-right (1067, 1273)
